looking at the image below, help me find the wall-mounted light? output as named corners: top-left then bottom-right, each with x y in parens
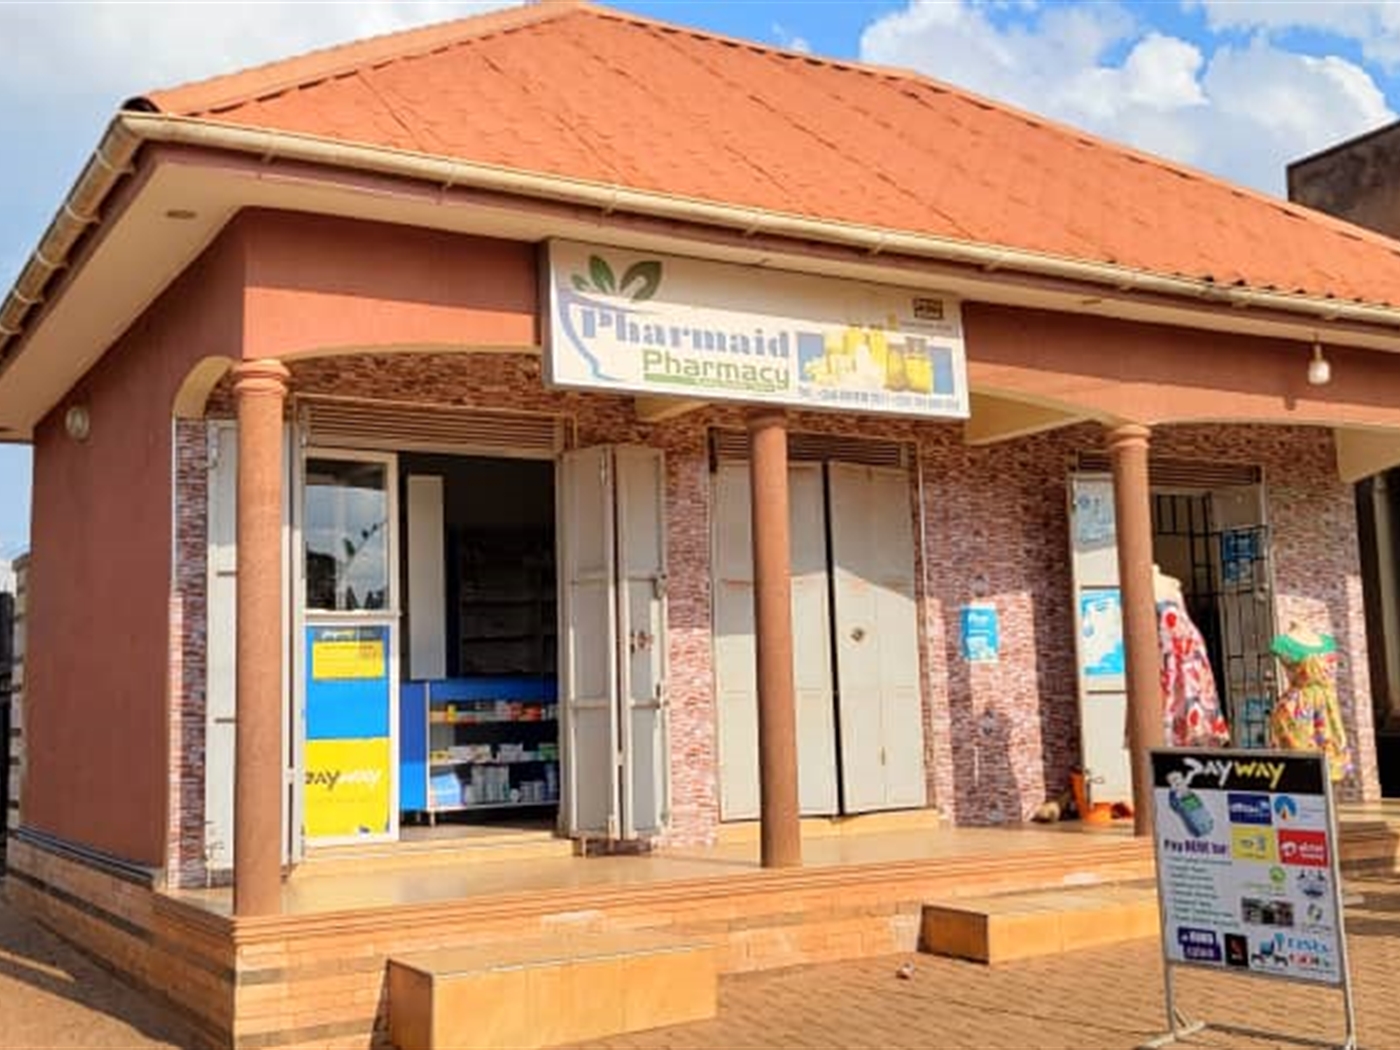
top-left (1307, 339), bottom-right (1332, 387)
top-left (64, 404), bottom-right (90, 442)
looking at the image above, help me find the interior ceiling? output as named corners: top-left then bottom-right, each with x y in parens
top-left (4, 149), bottom-right (1399, 440)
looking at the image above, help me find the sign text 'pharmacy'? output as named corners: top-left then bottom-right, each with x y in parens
top-left (545, 240), bottom-right (969, 418)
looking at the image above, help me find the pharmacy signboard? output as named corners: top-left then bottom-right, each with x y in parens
top-left (1145, 748), bottom-right (1356, 1049)
top-left (544, 240), bottom-right (969, 419)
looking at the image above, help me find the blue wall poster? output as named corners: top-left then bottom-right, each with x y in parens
top-left (1079, 588), bottom-right (1125, 681)
top-left (960, 604), bottom-right (1000, 663)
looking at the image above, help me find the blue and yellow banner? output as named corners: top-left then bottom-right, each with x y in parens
top-left (304, 737), bottom-right (392, 839)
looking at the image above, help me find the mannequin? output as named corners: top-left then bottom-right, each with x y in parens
top-left (1155, 565), bottom-right (1230, 748)
top-left (1153, 564), bottom-right (1184, 606)
top-left (1270, 619), bottom-right (1352, 783)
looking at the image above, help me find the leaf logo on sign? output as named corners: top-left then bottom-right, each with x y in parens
top-left (570, 255), bottom-right (663, 301)
top-left (557, 254), bottom-right (665, 382)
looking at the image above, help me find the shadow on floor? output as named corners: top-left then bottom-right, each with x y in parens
top-left (0, 880), bottom-right (191, 1049)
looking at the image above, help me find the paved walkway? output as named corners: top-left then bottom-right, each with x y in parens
top-left (0, 884), bottom-right (189, 1049)
top-left (5, 874), bottom-right (1400, 1048)
top-left (575, 875), bottom-right (1400, 1050)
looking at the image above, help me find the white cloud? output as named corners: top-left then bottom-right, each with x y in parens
top-left (772, 22), bottom-right (811, 54)
top-left (0, 1), bottom-right (518, 101)
top-left (0, 1), bottom-right (517, 290)
top-left (859, 0), bottom-right (1394, 195)
top-left (1192, 1), bottom-right (1400, 70)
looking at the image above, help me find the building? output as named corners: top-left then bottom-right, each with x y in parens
top-left (1290, 124), bottom-right (1400, 797)
top-left (5, 3), bottom-right (1400, 1046)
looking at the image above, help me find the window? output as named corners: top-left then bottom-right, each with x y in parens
top-left (304, 458), bottom-right (389, 611)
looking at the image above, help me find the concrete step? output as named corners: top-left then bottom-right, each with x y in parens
top-left (920, 881), bottom-right (1159, 964)
top-left (388, 930), bottom-right (717, 1050)
top-left (296, 831), bottom-right (574, 878)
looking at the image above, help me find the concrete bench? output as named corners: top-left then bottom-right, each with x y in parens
top-left (921, 882), bottom-right (1159, 963)
top-left (388, 930), bottom-right (717, 1050)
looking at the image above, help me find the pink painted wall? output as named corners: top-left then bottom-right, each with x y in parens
top-left (24, 210), bottom-right (538, 870)
top-left (24, 235), bottom-right (243, 864)
top-left (239, 209), bottom-right (537, 360)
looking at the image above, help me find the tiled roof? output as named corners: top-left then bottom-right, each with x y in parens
top-left (143, 1), bottom-right (1400, 307)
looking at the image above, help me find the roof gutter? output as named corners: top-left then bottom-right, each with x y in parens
top-left (6, 110), bottom-right (1400, 364)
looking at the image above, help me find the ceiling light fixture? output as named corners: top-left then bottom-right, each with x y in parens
top-left (1307, 338), bottom-right (1332, 387)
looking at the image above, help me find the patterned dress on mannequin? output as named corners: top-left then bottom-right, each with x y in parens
top-left (1159, 600), bottom-right (1230, 747)
top-left (1270, 632), bottom-right (1353, 782)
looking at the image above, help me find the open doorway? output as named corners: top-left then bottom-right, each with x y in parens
top-left (1150, 487), bottom-right (1275, 749)
top-left (1070, 467), bottom-right (1274, 804)
top-left (398, 454), bottom-right (559, 838)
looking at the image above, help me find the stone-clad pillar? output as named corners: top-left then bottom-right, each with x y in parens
top-left (748, 408), bottom-right (802, 868)
top-left (233, 359), bottom-right (289, 916)
top-left (1108, 423), bottom-right (1160, 837)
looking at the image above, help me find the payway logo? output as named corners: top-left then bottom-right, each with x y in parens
top-left (1182, 757), bottom-right (1286, 790)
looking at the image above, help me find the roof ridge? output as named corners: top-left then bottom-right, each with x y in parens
top-left (587, 6), bottom-right (1400, 260)
top-left (136, 0), bottom-right (1400, 266)
top-left (141, 0), bottom-right (592, 115)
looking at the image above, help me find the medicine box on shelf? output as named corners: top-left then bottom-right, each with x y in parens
top-left (401, 676), bottom-right (559, 816)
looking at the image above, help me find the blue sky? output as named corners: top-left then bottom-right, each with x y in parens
top-left (4, 0), bottom-right (1400, 552)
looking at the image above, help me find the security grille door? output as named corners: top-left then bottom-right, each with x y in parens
top-left (558, 446), bottom-right (669, 839)
top-left (1208, 485), bottom-right (1274, 748)
top-left (712, 462), bottom-right (838, 819)
top-left (1068, 472), bottom-right (1132, 802)
top-left (828, 462), bottom-right (926, 813)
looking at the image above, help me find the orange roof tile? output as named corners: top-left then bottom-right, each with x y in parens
top-left (142, 1), bottom-right (1400, 308)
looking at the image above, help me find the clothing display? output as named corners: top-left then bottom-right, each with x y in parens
top-left (1158, 599), bottom-right (1231, 748)
top-left (1270, 630), bottom-right (1353, 782)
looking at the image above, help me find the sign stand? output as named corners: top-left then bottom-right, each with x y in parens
top-left (1140, 748), bottom-right (1358, 1050)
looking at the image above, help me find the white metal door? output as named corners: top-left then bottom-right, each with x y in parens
top-left (713, 462), bottom-right (759, 819)
top-left (790, 465), bottom-right (840, 814)
top-left (205, 421), bottom-right (298, 869)
top-left (558, 447), bottom-right (621, 837)
top-left (1068, 472), bottom-right (1132, 803)
top-left (713, 462), bottom-right (838, 819)
top-left (615, 447), bottom-right (669, 836)
top-left (298, 450), bottom-right (401, 846)
top-left (828, 462), bottom-right (925, 813)
top-left (204, 422), bottom-right (239, 870)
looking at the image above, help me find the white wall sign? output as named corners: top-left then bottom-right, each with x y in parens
top-left (544, 240), bottom-right (969, 419)
top-left (1146, 748), bottom-right (1356, 1049)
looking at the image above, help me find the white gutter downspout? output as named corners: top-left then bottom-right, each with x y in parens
top-left (8, 110), bottom-right (1400, 362)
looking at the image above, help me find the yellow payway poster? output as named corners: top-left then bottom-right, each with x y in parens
top-left (304, 738), bottom-right (391, 838)
top-left (311, 637), bottom-right (386, 680)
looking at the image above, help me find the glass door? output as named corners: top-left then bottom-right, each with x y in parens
top-left (298, 451), bottom-right (400, 846)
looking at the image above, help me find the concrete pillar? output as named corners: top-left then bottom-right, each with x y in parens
top-left (748, 408), bottom-right (802, 868)
top-left (1107, 423), bottom-right (1161, 838)
top-left (232, 359), bottom-right (289, 916)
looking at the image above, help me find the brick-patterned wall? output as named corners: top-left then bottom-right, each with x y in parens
top-left (168, 353), bottom-right (1379, 875)
top-left (169, 422), bottom-right (210, 885)
top-left (1159, 425), bottom-right (1378, 802)
top-left (6, 557), bottom-right (26, 840)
